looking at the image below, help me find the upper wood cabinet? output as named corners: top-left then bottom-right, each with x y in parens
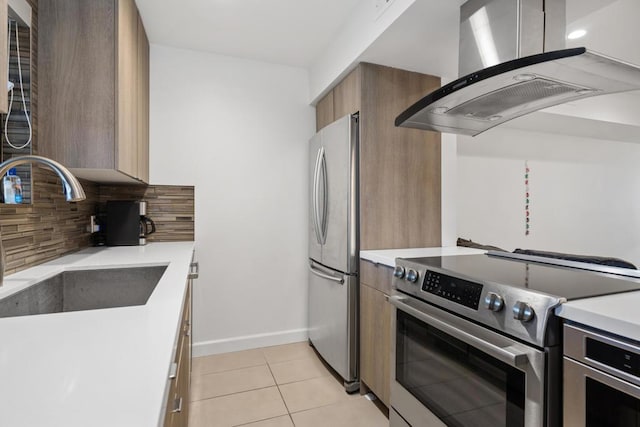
top-left (136, 13), bottom-right (150, 183)
top-left (316, 63), bottom-right (442, 250)
top-left (39, 0), bottom-right (150, 184)
top-left (315, 91), bottom-right (334, 132)
top-left (333, 68), bottom-right (360, 119)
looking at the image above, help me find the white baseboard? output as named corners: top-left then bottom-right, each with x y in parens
top-left (192, 328), bottom-right (309, 357)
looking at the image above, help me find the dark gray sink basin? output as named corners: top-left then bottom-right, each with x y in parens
top-left (0, 266), bottom-right (167, 318)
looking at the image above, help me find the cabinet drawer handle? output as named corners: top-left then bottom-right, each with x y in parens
top-left (169, 362), bottom-right (178, 379)
top-left (171, 397), bottom-right (183, 413)
top-left (189, 262), bottom-right (199, 279)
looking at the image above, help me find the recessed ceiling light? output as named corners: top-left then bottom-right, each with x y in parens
top-left (567, 29), bottom-right (587, 40)
top-left (514, 74), bottom-right (536, 82)
top-left (431, 107), bottom-right (449, 114)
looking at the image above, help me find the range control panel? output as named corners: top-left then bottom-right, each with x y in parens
top-left (422, 270), bottom-right (483, 310)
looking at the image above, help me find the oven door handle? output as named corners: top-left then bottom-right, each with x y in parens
top-left (389, 295), bottom-right (530, 369)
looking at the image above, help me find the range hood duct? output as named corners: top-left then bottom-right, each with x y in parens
top-left (395, 0), bottom-right (640, 136)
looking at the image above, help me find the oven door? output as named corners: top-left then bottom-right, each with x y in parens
top-left (389, 294), bottom-right (547, 427)
top-left (564, 357), bottom-right (640, 427)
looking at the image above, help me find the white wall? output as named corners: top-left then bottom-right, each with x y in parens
top-left (149, 45), bottom-right (315, 355)
top-left (457, 128), bottom-right (640, 265)
top-left (308, 0), bottom-right (416, 102)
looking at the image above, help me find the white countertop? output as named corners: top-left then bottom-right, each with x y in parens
top-left (0, 242), bottom-right (195, 427)
top-left (360, 246), bottom-right (487, 267)
top-left (556, 292), bottom-right (640, 342)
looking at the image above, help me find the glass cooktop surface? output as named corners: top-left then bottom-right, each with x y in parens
top-left (408, 254), bottom-right (640, 301)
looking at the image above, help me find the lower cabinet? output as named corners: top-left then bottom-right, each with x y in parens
top-left (360, 260), bottom-right (393, 407)
top-left (164, 280), bottom-right (192, 427)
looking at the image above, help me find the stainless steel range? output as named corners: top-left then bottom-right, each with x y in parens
top-left (389, 251), bottom-right (640, 427)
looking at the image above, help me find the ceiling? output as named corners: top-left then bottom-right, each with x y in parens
top-left (134, 0), bottom-right (640, 135)
top-left (359, 0), bottom-right (464, 80)
top-left (134, 0), bottom-right (360, 68)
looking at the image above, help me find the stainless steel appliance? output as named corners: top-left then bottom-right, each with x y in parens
top-left (389, 252), bottom-right (640, 427)
top-left (308, 113), bottom-right (359, 392)
top-left (106, 200), bottom-right (155, 246)
top-left (395, 0), bottom-right (640, 136)
top-left (564, 323), bottom-right (640, 427)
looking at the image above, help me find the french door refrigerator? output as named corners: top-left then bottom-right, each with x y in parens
top-left (308, 113), bottom-right (359, 392)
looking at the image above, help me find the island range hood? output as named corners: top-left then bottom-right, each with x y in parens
top-left (395, 0), bottom-right (640, 136)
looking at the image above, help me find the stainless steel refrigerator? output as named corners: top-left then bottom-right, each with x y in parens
top-left (308, 113), bottom-right (359, 392)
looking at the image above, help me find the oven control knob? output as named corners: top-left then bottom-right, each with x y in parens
top-left (406, 269), bottom-right (419, 283)
top-left (484, 292), bottom-right (504, 312)
top-left (393, 266), bottom-right (406, 279)
top-left (512, 302), bottom-right (535, 322)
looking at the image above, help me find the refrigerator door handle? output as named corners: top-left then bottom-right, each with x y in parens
top-left (319, 148), bottom-right (328, 244)
top-left (309, 261), bottom-right (344, 284)
top-left (312, 146), bottom-right (324, 245)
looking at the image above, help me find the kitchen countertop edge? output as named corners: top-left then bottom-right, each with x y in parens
top-left (360, 246), bottom-right (487, 267)
top-left (556, 291), bottom-right (640, 342)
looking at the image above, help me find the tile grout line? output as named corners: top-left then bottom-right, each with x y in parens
top-left (231, 414), bottom-right (295, 427)
top-left (191, 356), bottom-right (268, 376)
top-left (285, 394), bottom-right (368, 419)
top-left (266, 355), bottom-right (361, 424)
top-left (262, 349), bottom-right (301, 425)
top-left (190, 360), bottom-right (274, 403)
top-left (189, 384), bottom-right (278, 404)
top-left (265, 357), bottom-right (294, 416)
top-left (264, 355), bottom-right (321, 367)
top-left (191, 360), bottom-right (269, 379)
top-left (261, 346), bottom-right (298, 425)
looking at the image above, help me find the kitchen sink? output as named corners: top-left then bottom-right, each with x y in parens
top-left (0, 265), bottom-right (167, 318)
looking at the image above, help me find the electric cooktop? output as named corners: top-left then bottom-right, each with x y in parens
top-left (408, 253), bottom-right (640, 301)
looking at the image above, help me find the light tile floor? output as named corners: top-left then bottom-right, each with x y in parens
top-left (189, 342), bottom-right (388, 427)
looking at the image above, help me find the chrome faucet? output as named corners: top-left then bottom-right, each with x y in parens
top-left (0, 155), bottom-right (86, 285)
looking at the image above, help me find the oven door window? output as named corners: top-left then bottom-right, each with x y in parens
top-left (586, 378), bottom-right (640, 426)
top-left (396, 310), bottom-right (525, 427)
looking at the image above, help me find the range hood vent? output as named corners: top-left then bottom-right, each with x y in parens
top-left (395, 48), bottom-right (640, 135)
top-left (395, 0), bottom-right (640, 136)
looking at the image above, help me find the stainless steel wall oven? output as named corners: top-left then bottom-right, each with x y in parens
top-left (564, 323), bottom-right (640, 427)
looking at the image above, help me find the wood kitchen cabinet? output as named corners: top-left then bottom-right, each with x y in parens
top-left (136, 13), bottom-right (150, 183)
top-left (39, 0), bottom-right (150, 183)
top-left (333, 68), bottom-right (360, 120)
top-left (315, 63), bottom-right (441, 250)
top-left (164, 280), bottom-right (192, 427)
top-left (315, 63), bottom-right (442, 407)
top-left (315, 91), bottom-right (334, 131)
top-left (360, 260), bottom-right (393, 407)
